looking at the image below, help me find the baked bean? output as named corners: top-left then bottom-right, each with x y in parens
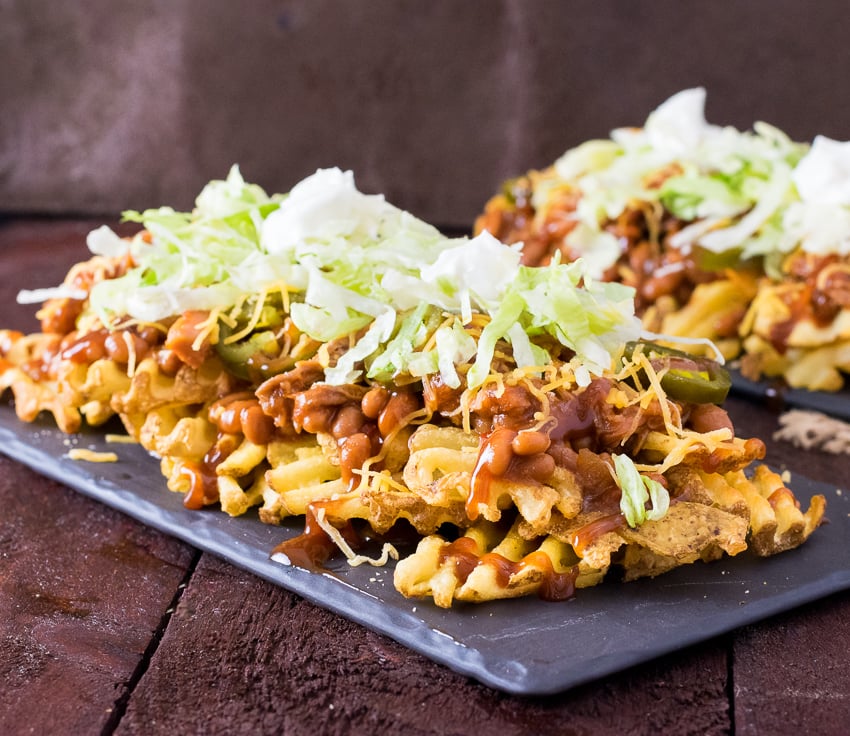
top-left (60, 328), bottom-right (110, 364)
top-left (104, 331), bottom-right (150, 365)
top-left (687, 403), bottom-right (734, 434)
top-left (516, 453), bottom-right (556, 483)
top-left (332, 404), bottom-right (366, 439)
top-left (481, 428), bottom-right (517, 478)
top-left (40, 298), bottom-right (84, 335)
top-left (811, 290), bottom-right (841, 325)
top-left (241, 405), bottom-right (275, 445)
top-left (296, 405), bottom-right (336, 435)
top-left (471, 384), bottom-right (538, 431)
top-left (156, 348), bottom-right (183, 376)
top-left (421, 372), bottom-right (463, 414)
top-left (164, 310), bottom-right (212, 369)
top-left (641, 269), bottom-right (684, 303)
top-left (291, 384), bottom-right (368, 435)
top-left (210, 394), bottom-right (276, 445)
top-left (361, 386), bottom-right (389, 419)
top-left (511, 429), bottom-right (551, 456)
top-left (137, 325), bottom-right (166, 345)
top-left (546, 440), bottom-right (578, 472)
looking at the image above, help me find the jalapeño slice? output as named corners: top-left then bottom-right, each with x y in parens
top-left (215, 294), bottom-right (285, 381)
top-left (624, 340), bottom-right (731, 405)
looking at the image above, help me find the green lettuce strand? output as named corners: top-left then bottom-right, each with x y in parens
top-left (366, 304), bottom-right (439, 383)
top-left (613, 454), bottom-right (670, 527)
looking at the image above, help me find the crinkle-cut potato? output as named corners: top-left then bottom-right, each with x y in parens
top-left (114, 356), bottom-right (236, 434)
top-left (139, 407), bottom-right (217, 460)
top-left (0, 331), bottom-right (85, 432)
top-left (263, 444), bottom-right (345, 521)
top-left (638, 429), bottom-right (767, 475)
top-left (360, 482), bottom-right (470, 536)
top-left (737, 279), bottom-right (850, 391)
top-left (77, 359), bottom-right (133, 425)
top-left (395, 519), bottom-right (607, 608)
top-left (0, 290), bottom-right (828, 608)
top-left (0, 165), bottom-right (830, 610)
top-left (741, 334), bottom-right (850, 392)
top-left (645, 276), bottom-right (759, 362)
top-left (744, 283), bottom-right (850, 349)
top-left (726, 465), bottom-right (827, 556)
top-left (402, 425), bottom-right (574, 532)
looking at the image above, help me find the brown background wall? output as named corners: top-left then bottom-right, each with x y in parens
top-left (1, 0), bottom-right (848, 229)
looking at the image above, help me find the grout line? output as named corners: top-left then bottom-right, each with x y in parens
top-left (99, 548), bottom-right (203, 736)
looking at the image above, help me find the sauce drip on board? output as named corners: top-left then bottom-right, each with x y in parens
top-left (272, 500), bottom-right (362, 571)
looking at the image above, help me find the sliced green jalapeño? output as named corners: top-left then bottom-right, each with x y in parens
top-left (214, 294), bottom-right (293, 381)
top-left (623, 340), bottom-right (731, 405)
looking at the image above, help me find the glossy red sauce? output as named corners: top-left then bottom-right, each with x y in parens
top-left (272, 501), bottom-right (361, 571)
top-left (570, 513), bottom-right (626, 557)
top-left (164, 310), bottom-right (211, 368)
top-left (468, 428), bottom-right (518, 520)
top-left (180, 436), bottom-right (238, 509)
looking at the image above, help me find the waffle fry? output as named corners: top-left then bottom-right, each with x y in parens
top-left (0, 331), bottom-right (84, 432)
top-left (395, 519), bottom-right (576, 606)
top-left (647, 276), bottom-right (759, 361)
top-left (726, 466), bottom-right (827, 556)
top-left (395, 462), bottom-right (822, 608)
top-left (263, 442), bottom-right (345, 520)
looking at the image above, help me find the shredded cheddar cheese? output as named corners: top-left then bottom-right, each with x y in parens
top-left (67, 448), bottom-right (119, 463)
top-left (223, 290), bottom-right (269, 345)
top-left (192, 309), bottom-right (223, 351)
top-left (313, 506), bottom-right (399, 568)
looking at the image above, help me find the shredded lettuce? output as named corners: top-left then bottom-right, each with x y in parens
top-left (324, 309), bottom-right (396, 385)
top-left (66, 166), bottom-right (640, 389)
top-left (547, 87), bottom-right (850, 269)
top-left (366, 304), bottom-right (440, 383)
top-left (613, 454), bottom-right (670, 527)
top-left (88, 165), bottom-right (284, 324)
top-left (465, 262), bottom-right (641, 388)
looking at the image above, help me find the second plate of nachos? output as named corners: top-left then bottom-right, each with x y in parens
top-left (476, 87), bottom-right (850, 400)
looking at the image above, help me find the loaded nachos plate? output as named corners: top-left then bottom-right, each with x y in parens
top-left (476, 87), bottom-right (850, 399)
top-left (0, 167), bottom-right (840, 692)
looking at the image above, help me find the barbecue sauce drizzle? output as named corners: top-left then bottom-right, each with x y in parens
top-left (272, 501), bottom-right (361, 571)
